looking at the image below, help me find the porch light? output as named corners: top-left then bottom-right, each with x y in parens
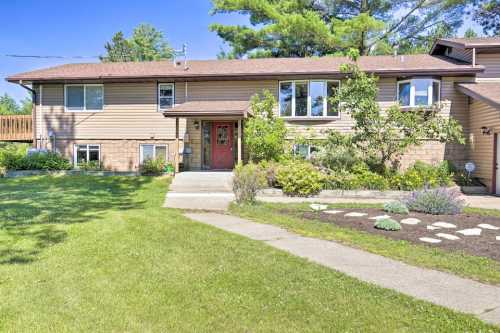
top-left (194, 120), bottom-right (200, 130)
top-left (481, 126), bottom-right (492, 136)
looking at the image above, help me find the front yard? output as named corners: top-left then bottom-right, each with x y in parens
top-left (230, 202), bottom-right (500, 285)
top-left (0, 176), bottom-right (498, 331)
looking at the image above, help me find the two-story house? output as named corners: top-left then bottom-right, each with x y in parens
top-left (5, 37), bottom-right (500, 194)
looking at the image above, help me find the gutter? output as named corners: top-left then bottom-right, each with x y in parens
top-left (18, 81), bottom-right (37, 147)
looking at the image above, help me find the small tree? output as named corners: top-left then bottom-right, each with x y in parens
top-left (244, 90), bottom-right (287, 162)
top-left (331, 50), bottom-right (464, 170)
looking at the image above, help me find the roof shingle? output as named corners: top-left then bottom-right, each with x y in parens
top-left (457, 82), bottom-right (500, 109)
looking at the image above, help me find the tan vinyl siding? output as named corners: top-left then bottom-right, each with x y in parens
top-left (476, 53), bottom-right (500, 80)
top-left (468, 100), bottom-right (500, 191)
top-left (447, 48), bottom-right (473, 63)
top-left (184, 80), bottom-right (277, 101)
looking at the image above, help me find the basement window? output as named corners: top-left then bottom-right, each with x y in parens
top-left (140, 144), bottom-right (168, 163)
top-left (74, 144), bottom-right (100, 167)
top-left (397, 79), bottom-right (441, 107)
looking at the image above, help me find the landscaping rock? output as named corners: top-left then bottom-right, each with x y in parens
top-left (419, 237), bottom-right (442, 244)
top-left (310, 204), bottom-right (328, 211)
top-left (400, 218), bottom-right (421, 225)
top-left (324, 210), bottom-right (344, 215)
top-left (427, 225), bottom-right (441, 230)
top-left (344, 212), bottom-right (368, 217)
top-left (432, 222), bottom-right (457, 229)
top-left (369, 215), bottom-right (391, 220)
top-left (456, 228), bottom-right (482, 236)
top-left (478, 223), bottom-right (500, 230)
top-left (436, 233), bottom-right (461, 241)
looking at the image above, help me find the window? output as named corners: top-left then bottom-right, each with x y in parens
top-left (216, 126), bottom-right (229, 145)
top-left (140, 144), bottom-right (168, 163)
top-left (279, 80), bottom-right (340, 118)
top-left (65, 85), bottom-right (103, 111)
top-left (397, 79), bottom-right (441, 107)
top-left (293, 144), bottom-right (318, 159)
top-left (158, 84), bottom-right (174, 111)
top-left (74, 144), bottom-right (100, 167)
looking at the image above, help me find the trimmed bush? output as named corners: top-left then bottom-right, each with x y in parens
top-left (233, 163), bottom-right (266, 203)
top-left (384, 201), bottom-right (409, 215)
top-left (390, 161), bottom-right (453, 190)
top-left (276, 160), bottom-right (324, 196)
top-left (324, 164), bottom-right (389, 191)
top-left (405, 187), bottom-right (465, 215)
top-left (78, 161), bottom-right (101, 171)
top-left (1, 151), bottom-right (71, 171)
top-left (140, 158), bottom-right (166, 175)
top-left (374, 218), bottom-right (401, 231)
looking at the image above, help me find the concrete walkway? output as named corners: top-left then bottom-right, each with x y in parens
top-left (164, 171), bottom-right (234, 210)
top-left (185, 212), bottom-right (500, 326)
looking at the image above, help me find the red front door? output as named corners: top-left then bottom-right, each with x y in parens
top-left (211, 122), bottom-right (234, 169)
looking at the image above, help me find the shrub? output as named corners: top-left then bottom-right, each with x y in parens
top-left (78, 161), bottom-right (101, 171)
top-left (258, 160), bottom-right (280, 187)
top-left (1, 151), bottom-right (71, 171)
top-left (374, 218), bottom-right (401, 231)
top-left (312, 130), bottom-right (362, 172)
top-left (232, 163), bottom-right (266, 204)
top-left (276, 161), bottom-right (324, 196)
top-left (384, 201), bottom-right (409, 215)
top-left (390, 161), bottom-right (454, 190)
top-left (140, 158), bottom-right (165, 175)
top-left (405, 187), bottom-right (465, 215)
top-left (323, 164), bottom-right (389, 191)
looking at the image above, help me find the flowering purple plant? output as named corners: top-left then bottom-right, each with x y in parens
top-left (405, 187), bottom-right (465, 215)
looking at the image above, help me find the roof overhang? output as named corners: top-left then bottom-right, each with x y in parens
top-left (457, 82), bottom-right (500, 109)
top-left (163, 100), bottom-right (251, 118)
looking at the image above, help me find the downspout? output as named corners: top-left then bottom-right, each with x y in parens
top-left (472, 48), bottom-right (476, 68)
top-left (19, 81), bottom-right (37, 148)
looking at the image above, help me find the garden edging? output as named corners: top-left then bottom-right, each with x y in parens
top-left (259, 186), bottom-right (461, 199)
top-left (2, 170), bottom-right (161, 178)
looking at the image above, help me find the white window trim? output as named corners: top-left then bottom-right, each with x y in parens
top-left (158, 83), bottom-right (175, 112)
top-left (279, 80), bottom-right (341, 119)
top-left (139, 144), bottom-right (169, 163)
top-left (73, 144), bottom-right (101, 167)
top-left (64, 84), bottom-right (104, 112)
top-left (293, 144), bottom-right (316, 159)
top-left (397, 79), bottom-right (441, 108)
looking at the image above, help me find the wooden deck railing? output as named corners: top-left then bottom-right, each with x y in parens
top-left (0, 115), bottom-right (33, 141)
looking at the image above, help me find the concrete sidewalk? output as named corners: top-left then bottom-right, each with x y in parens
top-left (185, 212), bottom-right (500, 326)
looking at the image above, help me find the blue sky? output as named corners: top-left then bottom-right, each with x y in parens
top-left (0, 0), bottom-right (481, 102)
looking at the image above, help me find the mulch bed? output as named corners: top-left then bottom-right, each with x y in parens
top-left (286, 208), bottom-right (500, 261)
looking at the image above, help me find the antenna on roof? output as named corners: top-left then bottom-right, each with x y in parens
top-left (172, 43), bottom-right (188, 70)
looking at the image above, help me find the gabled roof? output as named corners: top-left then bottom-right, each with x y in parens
top-left (6, 54), bottom-right (482, 83)
top-left (457, 82), bottom-right (500, 109)
top-left (431, 37), bottom-right (500, 54)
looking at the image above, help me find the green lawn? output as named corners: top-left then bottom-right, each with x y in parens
top-left (230, 202), bottom-right (500, 286)
top-left (0, 176), bottom-right (497, 332)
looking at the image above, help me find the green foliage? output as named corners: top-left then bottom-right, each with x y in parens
top-left (276, 160), bottom-right (324, 196)
top-left (233, 163), bottom-right (266, 203)
top-left (0, 94), bottom-right (32, 115)
top-left (101, 24), bottom-right (174, 62)
top-left (77, 161), bottom-right (101, 171)
top-left (244, 90), bottom-right (287, 162)
top-left (258, 160), bottom-right (280, 187)
top-left (333, 62), bottom-right (464, 170)
top-left (312, 130), bottom-right (362, 172)
top-left (473, 0), bottom-right (500, 35)
top-left (374, 218), bottom-right (401, 231)
top-left (390, 161), bottom-right (454, 191)
top-left (140, 157), bottom-right (166, 175)
top-left (0, 150), bottom-right (71, 171)
top-left (406, 187), bottom-right (465, 215)
top-left (324, 165), bottom-right (389, 191)
top-left (210, 0), bottom-right (469, 57)
top-left (384, 202), bottom-right (409, 215)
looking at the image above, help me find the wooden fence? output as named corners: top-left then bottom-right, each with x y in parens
top-left (0, 115), bottom-right (33, 141)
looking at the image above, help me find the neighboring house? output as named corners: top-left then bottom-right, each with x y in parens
top-left (5, 37), bottom-right (500, 194)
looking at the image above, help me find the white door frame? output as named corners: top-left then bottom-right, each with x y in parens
top-left (495, 133), bottom-right (500, 195)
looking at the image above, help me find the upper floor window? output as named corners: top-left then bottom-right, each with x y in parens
top-left (158, 83), bottom-right (174, 111)
top-left (65, 84), bottom-right (104, 112)
top-left (397, 79), bottom-right (441, 107)
top-left (279, 80), bottom-right (340, 118)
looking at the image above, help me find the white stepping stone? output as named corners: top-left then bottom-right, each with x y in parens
top-left (432, 222), bottom-right (456, 229)
top-left (419, 237), bottom-right (442, 244)
top-left (427, 225), bottom-right (441, 230)
top-left (344, 212), bottom-right (368, 217)
top-left (456, 228), bottom-right (482, 236)
top-left (310, 204), bottom-right (328, 211)
top-left (324, 210), bottom-right (344, 215)
top-left (400, 218), bottom-right (421, 225)
top-left (369, 215), bottom-right (391, 220)
top-left (496, 236), bottom-right (500, 241)
top-left (478, 223), bottom-right (500, 230)
top-left (436, 233), bottom-right (460, 241)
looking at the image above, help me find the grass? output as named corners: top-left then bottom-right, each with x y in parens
top-left (0, 176), bottom-right (497, 332)
top-left (230, 201), bottom-right (500, 286)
